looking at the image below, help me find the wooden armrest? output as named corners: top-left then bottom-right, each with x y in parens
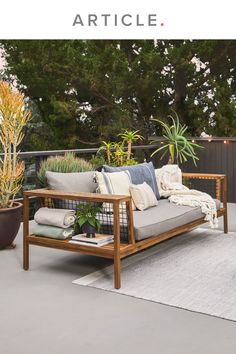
top-left (182, 173), bottom-right (227, 203)
top-left (24, 188), bottom-right (131, 204)
top-left (182, 173), bottom-right (226, 180)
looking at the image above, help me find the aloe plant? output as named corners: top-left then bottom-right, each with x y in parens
top-left (118, 130), bottom-right (144, 160)
top-left (151, 112), bottom-right (203, 166)
top-left (97, 130), bottom-right (144, 167)
top-left (97, 141), bottom-right (113, 164)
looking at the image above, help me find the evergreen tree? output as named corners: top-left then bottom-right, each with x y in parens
top-left (1, 40), bottom-right (235, 149)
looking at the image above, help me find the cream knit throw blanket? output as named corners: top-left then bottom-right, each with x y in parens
top-left (155, 165), bottom-right (218, 228)
top-left (34, 207), bottom-right (76, 228)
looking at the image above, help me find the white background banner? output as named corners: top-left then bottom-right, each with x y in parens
top-left (0, 0), bottom-right (235, 39)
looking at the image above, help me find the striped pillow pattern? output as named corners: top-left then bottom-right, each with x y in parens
top-left (103, 162), bottom-right (160, 200)
top-left (95, 170), bottom-right (136, 210)
top-left (130, 182), bottom-right (158, 211)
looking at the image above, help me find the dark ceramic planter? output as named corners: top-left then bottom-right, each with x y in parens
top-left (82, 223), bottom-right (96, 238)
top-left (0, 202), bottom-right (22, 249)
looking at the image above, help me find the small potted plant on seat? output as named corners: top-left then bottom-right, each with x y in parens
top-left (0, 81), bottom-right (31, 249)
top-left (75, 203), bottom-right (102, 238)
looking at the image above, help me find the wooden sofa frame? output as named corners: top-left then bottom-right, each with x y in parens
top-left (23, 173), bottom-right (228, 289)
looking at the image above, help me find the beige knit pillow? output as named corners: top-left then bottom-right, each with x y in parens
top-left (130, 182), bottom-right (158, 211)
top-left (95, 170), bottom-right (136, 210)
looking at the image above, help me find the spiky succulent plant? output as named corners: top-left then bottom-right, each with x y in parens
top-left (151, 112), bottom-right (203, 166)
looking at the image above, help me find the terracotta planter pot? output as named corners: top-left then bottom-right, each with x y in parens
top-left (0, 202), bottom-right (22, 249)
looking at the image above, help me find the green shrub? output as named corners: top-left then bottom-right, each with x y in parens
top-left (89, 154), bottom-right (107, 169)
top-left (37, 152), bottom-right (95, 186)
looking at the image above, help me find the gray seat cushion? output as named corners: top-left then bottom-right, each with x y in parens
top-left (98, 199), bottom-right (220, 242)
top-left (46, 171), bottom-right (97, 193)
top-left (133, 199), bottom-right (221, 241)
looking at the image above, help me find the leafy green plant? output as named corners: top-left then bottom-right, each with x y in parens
top-left (151, 113), bottom-right (203, 166)
top-left (89, 154), bottom-right (107, 169)
top-left (123, 158), bottom-right (139, 166)
top-left (37, 152), bottom-right (95, 186)
top-left (75, 203), bottom-right (102, 231)
top-left (0, 81), bottom-right (31, 208)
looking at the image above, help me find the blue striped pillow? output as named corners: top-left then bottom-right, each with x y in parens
top-left (103, 162), bottom-right (160, 200)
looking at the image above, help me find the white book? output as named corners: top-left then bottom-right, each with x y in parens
top-left (71, 234), bottom-right (114, 244)
top-left (69, 240), bottom-right (114, 247)
top-left (74, 238), bottom-right (114, 245)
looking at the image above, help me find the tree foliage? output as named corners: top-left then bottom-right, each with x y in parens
top-left (1, 40), bottom-right (236, 150)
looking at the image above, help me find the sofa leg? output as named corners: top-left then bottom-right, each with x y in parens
top-left (224, 211), bottom-right (228, 234)
top-left (114, 257), bottom-right (121, 289)
top-left (222, 176), bottom-right (228, 234)
top-left (23, 240), bottom-right (29, 270)
top-left (113, 201), bottom-right (121, 289)
top-left (23, 193), bottom-right (30, 270)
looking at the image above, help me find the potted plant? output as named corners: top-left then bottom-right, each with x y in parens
top-left (0, 81), bottom-right (31, 249)
top-left (75, 203), bottom-right (102, 238)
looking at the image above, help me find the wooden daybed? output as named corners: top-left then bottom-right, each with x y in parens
top-left (23, 172), bottom-right (228, 289)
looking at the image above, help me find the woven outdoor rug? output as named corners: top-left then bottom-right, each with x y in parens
top-left (73, 228), bottom-right (236, 321)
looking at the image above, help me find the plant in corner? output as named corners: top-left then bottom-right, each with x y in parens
top-left (75, 203), bottom-right (102, 238)
top-left (0, 81), bottom-right (31, 249)
top-left (151, 112), bottom-right (203, 166)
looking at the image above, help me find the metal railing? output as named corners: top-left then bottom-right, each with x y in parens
top-left (1, 137), bottom-right (235, 202)
top-left (4, 144), bottom-right (157, 199)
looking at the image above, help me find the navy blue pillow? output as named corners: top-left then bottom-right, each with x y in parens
top-left (103, 162), bottom-right (160, 200)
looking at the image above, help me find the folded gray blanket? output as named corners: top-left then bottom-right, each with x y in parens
top-left (34, 207), bottom-right (75, 228)
top-left (30, 222), bottom-right (74, 240)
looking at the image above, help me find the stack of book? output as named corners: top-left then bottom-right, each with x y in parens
top-left (69, 234), bottom-right (114, 247)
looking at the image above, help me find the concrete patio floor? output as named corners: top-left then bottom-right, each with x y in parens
top-left (1, 204), bottom-right (236, 354)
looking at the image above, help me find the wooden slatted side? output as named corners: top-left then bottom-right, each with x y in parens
top-left (27, 208), bottom-right (226, 260)
top-left (182, 140), bottom-right (235, 202)
top-left (27, 234), bottom-right (132, 258)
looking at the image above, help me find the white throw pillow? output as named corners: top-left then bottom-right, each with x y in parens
top-left (95, 170), bottom-right (135, 210)
top-left (130, 182), bottom-right (158, 211)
